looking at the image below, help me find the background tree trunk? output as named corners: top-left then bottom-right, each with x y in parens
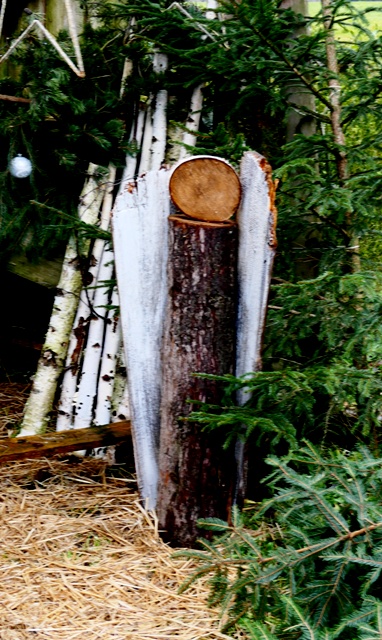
top-left (158, 215), bottom-right (238, 547)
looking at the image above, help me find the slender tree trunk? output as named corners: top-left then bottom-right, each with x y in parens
top-left (321, 0), bottom-right (360, 269)
top-left (20, 165), bottom-right (105, 436)
top-left (281, 0), bottom-right (316, 141)
top-left (158, 215), bottom-right (238, 547)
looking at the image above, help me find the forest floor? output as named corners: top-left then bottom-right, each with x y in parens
top-left (0, 388), bottom-right (240, 640)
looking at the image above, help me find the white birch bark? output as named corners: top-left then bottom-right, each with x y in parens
top-left (93, 285), bottom-right (122, 427)
top-left (121, 110), bottom-right (145, 186)
top-left (20, 164), bottom-right (104, 436)
top-left (112, 168), bottom-right (170, 510)
top-left (150, 89), bottom-right (168, 171)
top-left (63, 0), bottom-right (85, 76)
top-left (72, 240), bottom-right (115, 431)
top-left (0, 0), bottom-right (7, 39)
top-left (56, 166), bottom-right (116, 431)
top-left (150, 53), bottom-right (168, 171)
top-left (92, 286), bottom-right (122, 460)
top-left (178, 85), bottom-right (204, 161)
top-left (234, 152), bottom-right (277, 499)
top-left (138, 104), bottom-right (154, 175)
top-left (236, 151), bottom-right (277, 399)
top-left (111, 347), bottom-right (130, 423)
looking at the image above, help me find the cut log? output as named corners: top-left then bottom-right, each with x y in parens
top-left (236, 152), bottom-right (277, 394)
top-left (170, 156), bottom-right (241, 223)
top-left (157, 215), bottom-right (238, 547)
top-left (0, 421), bottom-right (131, 464)
top-left (234, 151), bottom-right (278, 500)
top-left (113, 168), bottom-right (170, 510)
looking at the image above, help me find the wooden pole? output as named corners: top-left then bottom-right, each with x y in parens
top-left (157, 215), bottom-right (238, 547)
top-left (0, 421), bottom-right (131, 464)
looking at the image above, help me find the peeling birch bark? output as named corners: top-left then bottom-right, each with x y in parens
top-left (236, 152), bottom-right (277, 391)
top-left (113, 169), bottom-right (170, 510)
top-left (235, 152), bottom-right (277, 498)
top-left (20, 165), bottom-right (105, 436)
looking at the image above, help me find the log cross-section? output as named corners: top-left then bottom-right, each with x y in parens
top-left (0, 420), bottom-right (131, 463)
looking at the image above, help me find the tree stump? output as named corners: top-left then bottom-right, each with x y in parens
top-left (158, 215), bottom-right (238, 547)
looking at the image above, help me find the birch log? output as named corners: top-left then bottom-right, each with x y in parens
top-left (235, 152), bottom-right (277, 499)
top-left (110, 346), bottom-right (130, 423)
top-left (157, 216), bottom-right (238, 547)
top-left (236, 151), bottom-right (277, 391)
top-left (56, 166), bottom-right (116, 432)
top-left (20, 165), bottom-right (105, 436)
top-left (72, 240), bottom-right (115, 431)
top-left (93, 285), bottom-right (122, 428)
top-left (112, 168), bottom-right (170, 510)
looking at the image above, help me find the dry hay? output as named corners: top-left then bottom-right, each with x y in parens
top-left (0, 382), bottom-right (31, 436)
top-left (0, 456), bottom-right (235, 640)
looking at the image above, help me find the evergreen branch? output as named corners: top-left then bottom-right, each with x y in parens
top-left (259, 522), bottom-right (382, 567)
top-left (30, 201), bottom-right (112, 241)
top-left (282, 596), bottom-right (316, 640)
top-left (229, 2), bottom-right (333, 112)
top-left (288, 101), bottom-right (331, 124)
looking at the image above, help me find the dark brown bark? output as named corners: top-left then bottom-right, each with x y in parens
top-left (157, 215), bottom-right (238, 547)
top-left (0, 420), bottom-right (131, 463)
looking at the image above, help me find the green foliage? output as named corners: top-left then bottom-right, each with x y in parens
top-left (2, 0), bottom-right (382, 636)
top-left (0, 16), bottom-right (130, 264)
top-left (177, 444), bottom-right (382, 638)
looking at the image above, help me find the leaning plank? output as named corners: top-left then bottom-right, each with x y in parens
top-left (113, 168), bottom-right (170, 510)
top-left (157, 215), bottom-right (238, 547)
top-left (0, 421), bottom-right (131, 464)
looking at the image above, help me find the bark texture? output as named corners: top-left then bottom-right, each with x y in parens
top-left (158, 215), bottom-right (238, 547)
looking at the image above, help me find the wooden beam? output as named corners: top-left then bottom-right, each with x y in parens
top-left (0, 420), bottom-right (131, 463)
top-left (0, 94), bottom-right (31, 104)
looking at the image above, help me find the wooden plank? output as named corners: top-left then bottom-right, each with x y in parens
top-left (0, 420), bottom-right (131, 463)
